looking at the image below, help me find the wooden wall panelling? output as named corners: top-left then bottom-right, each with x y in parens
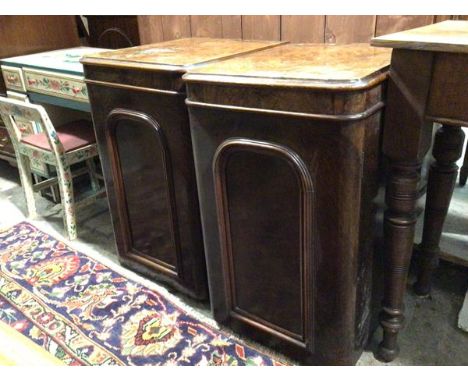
top-left (325, 15), bottom-right (376, 44)
top-left (105, 16), bottom-right (451, 45)
top-left (242, 16), bottom-right (281, 40)
top-left (191, 16), bottom-right (223, 38)
top-left (86, 16), bottom-right (141, 48)
top-left (374, 15), bottom-right (435, 36)
top-left (137, 16), bottom-right (164, 44)
top-left (0, 16), bottom-right (80, 58)
top-left (221, 16), bottom-right (242, 39)
top-left (281, 16), bottom-right (325, 43)
top-left (434, 15), bottom-right (454, 22)
top-left (161, 16), bottom-right (191, 40)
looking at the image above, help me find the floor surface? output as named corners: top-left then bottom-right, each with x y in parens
top-left (0, 160), bottom-right (467, 366)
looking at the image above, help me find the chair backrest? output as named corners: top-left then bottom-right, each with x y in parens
top-left (0, 96), bottom-right (65, 156)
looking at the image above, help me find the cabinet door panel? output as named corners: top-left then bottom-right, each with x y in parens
top-left (214, 138), bottom-right (314, 345)
top-left (107, 109), bottom-right (179, 274)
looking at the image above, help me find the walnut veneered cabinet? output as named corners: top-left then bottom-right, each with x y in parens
top-left (81, 38), bottom-right (284, 300)
top-left (184, 44), bottom-right (391, 364)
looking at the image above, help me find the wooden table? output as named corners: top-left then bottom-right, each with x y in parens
top-left (371, 20), bottom-right (468, 362)
top-left (184, 43), bottom-right (391, 365)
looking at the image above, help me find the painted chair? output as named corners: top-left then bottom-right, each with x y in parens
top-left (0, 96), bottom-right (105, 240)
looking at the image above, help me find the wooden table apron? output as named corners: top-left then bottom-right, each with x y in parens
top-left (184, 71), bottom-right (388, 365)
top-left (377, 48), bottom-right (467, 362)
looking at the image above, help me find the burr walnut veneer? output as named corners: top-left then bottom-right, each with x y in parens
top-left (184, 44), bottom-right (391, 364)
top-left (371, 20), bottom-right (468, 362)
top-left (81, 38), bottom-right (283, 300)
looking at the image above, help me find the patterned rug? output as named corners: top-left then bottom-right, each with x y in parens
top-left (0, 222), bottom-right (286, 366)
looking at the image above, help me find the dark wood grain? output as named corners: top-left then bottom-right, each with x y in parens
top-left (378, 161), bottom-right (422, 362)
top-left (414, 125), bottom-right (465, 296)
top-left (185, 44), bottom-right (389, 365)
top-left (85, 77), bottom-right (207, 299)
top-left (371, 20), bottom-right (468, 362)
top-left (82, 39), bottom-right (283, 300)
top-left (375, 48), bottom-right (434, 363)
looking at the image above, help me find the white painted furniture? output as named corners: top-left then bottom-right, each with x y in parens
top-left (0, 96), bottom-right (105, 240)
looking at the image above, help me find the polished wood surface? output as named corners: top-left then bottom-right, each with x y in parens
top-left (185, 44), bottom-right (389, 365)
top-left (83, 38), bottom-right (283, 300)
top-left (185, 43), bottom-right (391, 87)
top-left (372, 20), bottom-right (468, 53)
top-left (81, 38), bottom-right (284, 70)
top-left (371, 21), bottom-right (468, 362)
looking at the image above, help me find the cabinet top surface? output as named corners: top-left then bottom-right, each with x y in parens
top-left (183, 43), bottom-right (391, 89)
top-left (1, 47), bottom-right (109, 75)
top-left (371, 20), bottom-right (468, 53)
top-left (80, 38), bottom-right (284, 70)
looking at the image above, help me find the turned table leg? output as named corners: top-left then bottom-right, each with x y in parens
top-left (414, 124), bottom-right (465, 296)
top-left (377, 161), bottom-right (421, 362)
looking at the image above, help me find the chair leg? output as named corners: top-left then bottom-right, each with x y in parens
top-left (16, 154), bottom-right (37, 219)
top-left (57, 165), bottom-right (77, 240)
top-left (86, 158), bottom-right (100, 192)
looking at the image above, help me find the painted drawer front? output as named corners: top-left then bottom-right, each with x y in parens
top-left (1, 65), bottom-right (26, 92)
top-left (24, 68), bottom-right (88, 102)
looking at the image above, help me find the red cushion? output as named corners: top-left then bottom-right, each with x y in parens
top-left (21, 120), bottom-right (96, 152)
